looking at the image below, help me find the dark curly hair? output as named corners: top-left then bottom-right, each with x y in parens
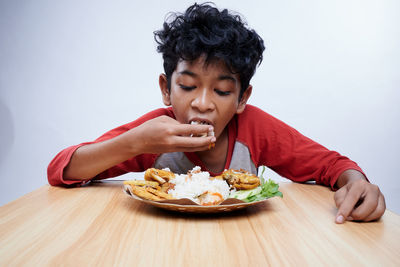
top-left (154, 2), bottom-right (265, 99)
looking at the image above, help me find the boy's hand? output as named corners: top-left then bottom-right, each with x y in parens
top-left (63, 116), bottom-right (215, 181)
top-left (334, 170), bottom-right (385, 224)
top-left (130, 116), bottom-right (216, 154)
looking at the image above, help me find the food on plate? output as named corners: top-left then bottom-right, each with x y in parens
top-left (220, 169), bottom-right (261, 190)
top-left (144, 168), bottom-right (175, 184)
top-left (127, 183), bottom-right (173, 201)
top-left (198, 191), bottom-right (224, 206)
top-left (124, 169), bottom-right (176, 201)
top-left (228, 166), bottom-right (283, 202)
top-left (160, 182), bottom-right (175, 193)
top-left (125, 166), bottom-right (282, 205)
top-left (123, 180), bottom-right (161, 190)
top-left (168, 167), bottom-right (230, 205)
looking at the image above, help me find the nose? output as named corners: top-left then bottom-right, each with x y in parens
top-left (191, 88), bottom-right (215, 112)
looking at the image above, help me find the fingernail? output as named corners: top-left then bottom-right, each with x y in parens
top-left (211, 137), bottom-right (216, 142)
top-left (336, 215), bottom-right (344, 224)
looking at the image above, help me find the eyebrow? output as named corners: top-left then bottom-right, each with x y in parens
top-left (178, 71), bottom-right (237, 83)
top-left (178, 70), bottom-right (197, 77)
top-left (218, 75), bottom-right (236, 83)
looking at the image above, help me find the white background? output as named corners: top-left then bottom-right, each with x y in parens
top-left (0, 0), bottom-right (399, 214)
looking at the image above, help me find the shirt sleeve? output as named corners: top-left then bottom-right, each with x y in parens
top-left (237, 105), bottom-right (366, 189)
top-left (47, 142), bottom-right (95, 186)
top-left (47, 108), bottom-right (172, 186)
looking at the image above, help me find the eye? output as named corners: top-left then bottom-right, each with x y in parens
top-left (215, 89), bottom-right (230, 96)
top-left (179, 84), bottom-right (196, 91)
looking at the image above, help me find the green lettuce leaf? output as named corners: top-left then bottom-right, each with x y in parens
top-left (229, 166), bottom-right (283, 202)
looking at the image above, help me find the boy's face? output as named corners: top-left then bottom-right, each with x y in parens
top-left (159, 56), bottom-right (251, 140)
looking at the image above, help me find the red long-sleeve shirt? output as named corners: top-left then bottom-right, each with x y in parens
top-left (47, 105), bottom-right (364, 188)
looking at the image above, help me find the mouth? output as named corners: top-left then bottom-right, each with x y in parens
top-left (189, 119), bottom-right (215, 137)
top-left (189, 119), bottom-right (212, 126)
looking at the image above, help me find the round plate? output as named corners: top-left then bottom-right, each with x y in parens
top-left (123, 185), bottom-right (268, 213)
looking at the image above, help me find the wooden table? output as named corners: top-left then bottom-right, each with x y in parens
top-left (1, 181), bottom-right (399, 266)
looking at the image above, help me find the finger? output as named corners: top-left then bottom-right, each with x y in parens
top-left (350, 186), bottom-right (379, 221)
top-left (335, 184), bottom-right (363, 224)
top-left (363, 194), bottom-right (386, 222)
top-left (172, 124), bottom-right (214, 136)
top-left (177, 145), bottom-right (213, 152)
top-left (173, 135), bottom-right (216, 148)
top-left (334, 187), bottom-right (348, 208)
top-left (174, 142), bottom-right (214, 152)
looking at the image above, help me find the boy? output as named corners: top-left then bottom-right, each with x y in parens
top-left (48, 3), bottom-right (385, 223)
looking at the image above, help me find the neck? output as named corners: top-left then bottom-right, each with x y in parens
top-left (196, 127), bottom-right (229, 174)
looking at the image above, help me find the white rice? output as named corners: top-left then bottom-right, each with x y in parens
top-left (168, 166), bottom-right (230, 204)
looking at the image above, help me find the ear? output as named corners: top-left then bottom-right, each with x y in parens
top-left (236, 85), bottom-right (252, 114)
top-left (159, 74), bottom-right (171, 106)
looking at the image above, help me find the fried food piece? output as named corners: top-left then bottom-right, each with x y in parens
top-left (222, 169), bottom-right (260, 190)
top-left (129, 185), bottom-right (174, 201)
top-left (123, 180), bottom-right (161, 190)
top-left (127, 172), bottom-right (175, 201)
top-left (145, 187), bottom-right (174, 200)
top-left (160, 182), bottom-right (175, 193)
top-left (144, 168), bottom-right (175, 184)
top-left (130, 185), bottom-right (163, 201)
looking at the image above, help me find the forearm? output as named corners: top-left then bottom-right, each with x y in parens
top-left (62, 115), bottom-right (214, 181)
top-left (335, 169), bottom-right (367, 189)
top-left (64, 131), bottom-right (140, 181)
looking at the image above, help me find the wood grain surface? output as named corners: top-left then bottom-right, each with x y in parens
top-left (1, 181), bottom-right (399, 267)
